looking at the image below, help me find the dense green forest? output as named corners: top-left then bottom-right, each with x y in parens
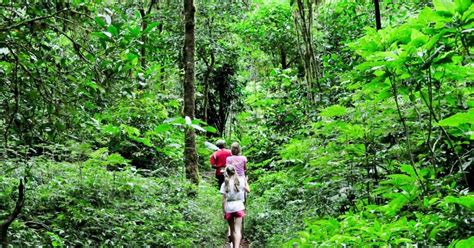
top-left (1, 0), bottom-right (473, 247)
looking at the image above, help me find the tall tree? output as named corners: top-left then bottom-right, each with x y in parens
top-left (138, 0), bottom-right (157, 90)
top-left (373, 0), bottom-right (382, 30)
top-left (293, 0), bottom-right (322, 104)
top-left (183, 0), bottom-right (199, 185)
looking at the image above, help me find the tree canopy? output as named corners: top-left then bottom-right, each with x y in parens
top-left (1, 0), bottom-right (473, 246)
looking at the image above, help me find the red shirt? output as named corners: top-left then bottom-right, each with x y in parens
top-left (210, 149), bottom-right (232, 175)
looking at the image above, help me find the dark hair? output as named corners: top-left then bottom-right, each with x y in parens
top-left (216, 140), bottom-right (226, 149)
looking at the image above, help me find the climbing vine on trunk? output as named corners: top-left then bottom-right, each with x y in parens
top-left (183, 0), bottom-right (199, 186)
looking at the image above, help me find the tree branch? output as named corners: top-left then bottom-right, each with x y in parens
top-left (0, 8), bottom-right (69, 32)
top-left (50, 26), bottom-right (93, 64)
top-left (0, 179), bottom-right (25, 247)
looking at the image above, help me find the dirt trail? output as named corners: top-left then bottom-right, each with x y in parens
top-left (224, 239), bottom-right (250, 248)
top-left (204, 169), bottom-right (251, 248)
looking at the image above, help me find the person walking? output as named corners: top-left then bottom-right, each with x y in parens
top-left (226, 142), bottom-right (247, 179)
top-left (226, 142), bottom-right (249, 243)
top-left (220, 165), bottom-right (250, 248)
top-left (210, 140), bottom-right (232, 189)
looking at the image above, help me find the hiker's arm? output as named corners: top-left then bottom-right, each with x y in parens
top-left (210, 154), bottom-right (217, 169)
top-left (221, 194), bottom-right (226, 214)
top-left (244, 157), bottom-right (247, 171)
top-left (244, 181), bottom-right (250, 193)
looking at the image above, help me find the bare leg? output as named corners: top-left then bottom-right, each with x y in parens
top-left (228, 218), bottom-right (235, 246)
top-left (233, 217), bottom-right (243, 248)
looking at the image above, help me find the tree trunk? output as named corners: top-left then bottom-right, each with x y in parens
top-left (139, 7), bottom-right (147, 72)
top-left (203, 71), bottom-right (210, 123)
top-left (0, 179), bottom-right (25, 247)
top-left (373, 0), bottom-right (382, 30)
top-left (138, 1), bottom-right (157, 90)
top-left (183, 0), bottom-right (199, 185)
top-left (280, 45), bottom-right (287, 69)
top-left (293, 0), bottom-right (321, 104)
top-left (202, 52), bottom-right (214, 123)
top-left (218, 80), bottom-right (226, 135)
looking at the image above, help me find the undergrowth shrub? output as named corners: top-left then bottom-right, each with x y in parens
top-left (2, 153), bottom-right (225, 247)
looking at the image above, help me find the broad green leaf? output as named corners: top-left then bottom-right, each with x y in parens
top-left (95, 17), bottom-right (106, 27)
top-left (410, 29), bottom-right (429, 47)
top-left (203, 126), bottom-right (217, 133)
top-left (144, 22), bottom-right (160, 33)
top-left (320, 105), bottom-right (348, 117)
top-left (394, 238), bottom-right (413, 244)
top-left (135, 137), bottom-right (153, 147)
top-left (129, 27), bottom-right (141, 37)
top-left (462, 4), bottom-right (474, 21)
top-left (154, 124), bottom-right (172, 133)
top-left (121, 124), bottom-right (140, 137)
top-left (83, 80), bottom-right (97, 90)
top-left (433, 0), bottom-right (455, 15)
top-left (101, 124), bottom-right (120, 135)
top-left (191, 124), bottom-right (205, 132)
top-left (438, 109), bottom-right (474, 126)
top-left (430, 221), bottom-right (456, 240)
top-left (442, 195), bottom-right (474, 210)
top-left (454, 0), bottom-right (472, 14)
top-left (384, 195), bottom-right (409, 216)
top-left (373, 70), bottom-right (385, 77)
top-left (107, 153), bottom-right (128, 166)
top-left (454, 236), bottom-right (474, 248)
top-left (400, 164), bottom-right (418, 178)
top-left (91, 32), bottom-right (109, 40)
top-left (107, 25), bottom-right (119, 36)
top-left (164, 117), bottom-right (185, 125)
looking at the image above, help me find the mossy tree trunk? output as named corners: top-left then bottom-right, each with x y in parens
top-left (183, 0), bottom-right (199, 186)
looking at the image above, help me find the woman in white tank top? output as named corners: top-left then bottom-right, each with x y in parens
top-left (220, 165), bottom-right (250, 248)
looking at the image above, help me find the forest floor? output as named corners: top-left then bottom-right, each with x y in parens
top-left (224, 239), bottom-right (251, 248)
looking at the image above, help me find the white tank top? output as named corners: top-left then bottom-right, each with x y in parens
top-left (220, 177), bottom-right (246, 213)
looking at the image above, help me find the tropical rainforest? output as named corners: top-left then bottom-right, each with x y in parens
top-left (1, 0), bottom-right (473, 247)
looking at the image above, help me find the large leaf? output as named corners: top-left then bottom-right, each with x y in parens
top-left (320, 105), bottom-right (348, 118)
top-left (442, 195), bottom-right (474, 210)
top-left (454, 236), bottom-right (474, 248)
top-left (454, 0), bottom-right (472, 14)
top-left (433, 0), bottom-right (456, 15)
top-left (438, 109), bottom-right (474, 127)
top-left (144, 22), bottom-right (160, 33)
top-left (107, 25), bottom-right (119, 36)
top-left (409, 29), bottom-right (429, 48)
top-left (154, 124), bottom-right (172, 133)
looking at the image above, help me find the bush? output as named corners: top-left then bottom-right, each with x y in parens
top-left (2, 155), bottom-right (226, 247)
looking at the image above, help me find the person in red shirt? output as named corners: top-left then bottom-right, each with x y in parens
top-left (210, 140), bottom-right (232, 189)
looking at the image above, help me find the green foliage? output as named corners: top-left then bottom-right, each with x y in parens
top-left (450, 236), bottom-right (474, 248)
top-left (319, 105), bottom-right (348, 118)
top-left (1, 155), bottom-right (225, 246)
top-left (1, 0), bottom-right (472, 246)
top-left (236, 0), bottom-right (297, 68)
top-left (238, 0), bottom-right (473, 246)
top-left (285, 169), bottom-right (472, 246)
